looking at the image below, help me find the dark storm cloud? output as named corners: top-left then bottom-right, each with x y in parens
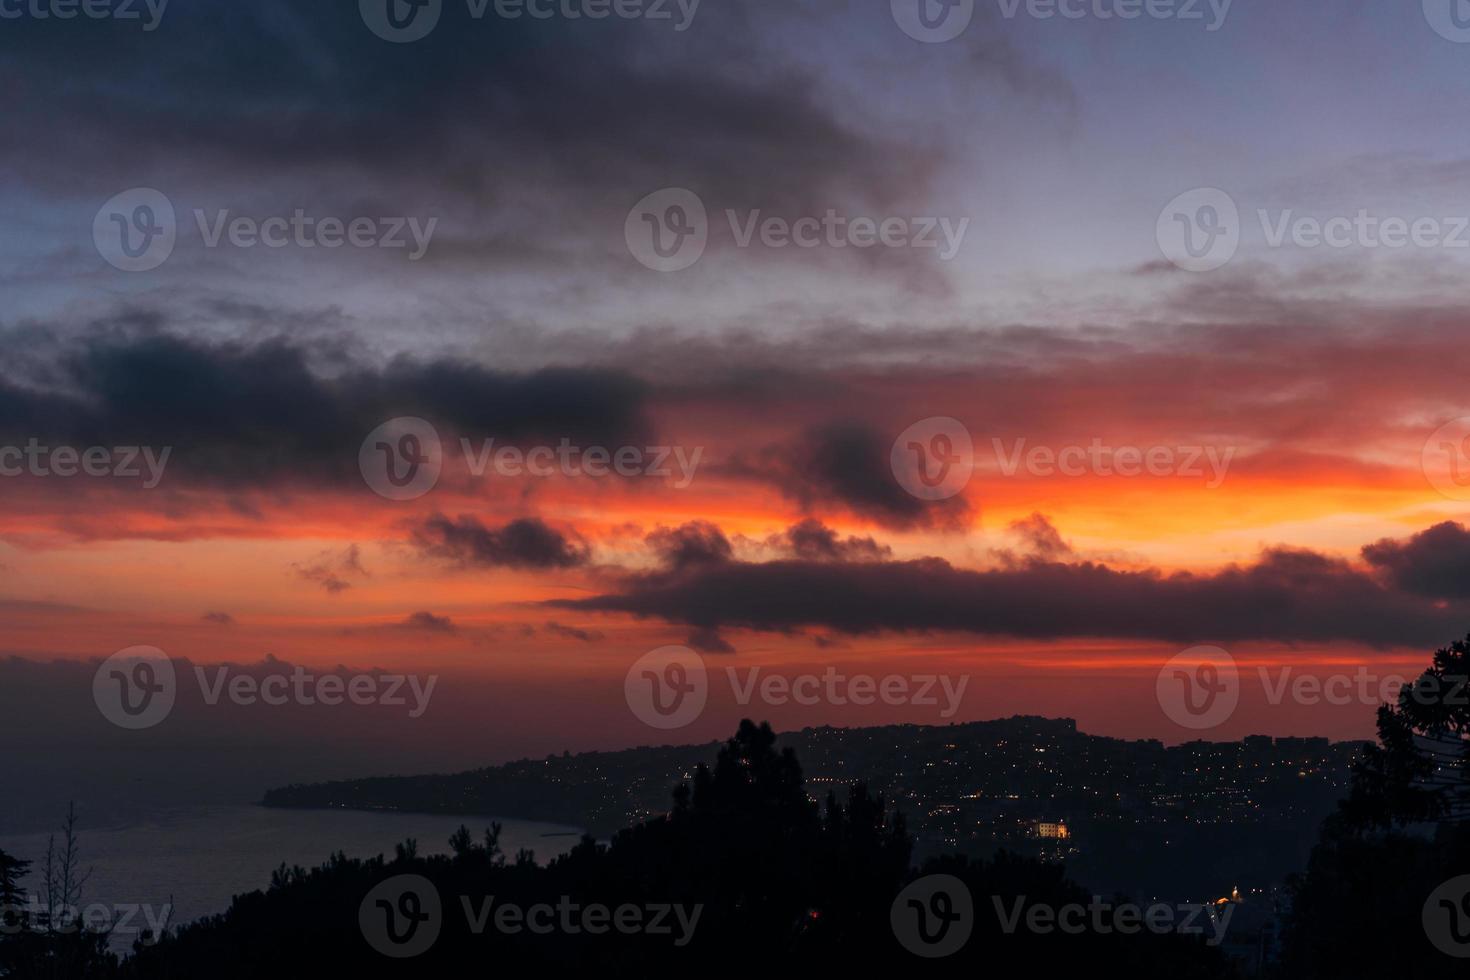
top-left (778, 518), bottom-right (890, 562)
top-left (645, 521), bottom-right (733, 570)
top-left (0, 332), bottom-right (651, 486)
top-left (727, 422), bottom-right (970, 530)
top-left (2, 0), bottom-right (926, 224)
top-left (293, 544), bottom-right (368, 594)
top-left (647, 518), bottom-right (889, 569)
top-left (399, 611), bottom-right (458, 634)
top-left (1362, 522), bottom-right (1470, 600)
top-left (1008, 513), bottom-right (1074, 560)
top-left (687, 626), bottom-right (735, 655)
top-left (412, 514), bottom-right (590, 570)
top-left (542, 621), bottom-right (603, 644)
top-left (555, 525), bottom-right (1470, 649)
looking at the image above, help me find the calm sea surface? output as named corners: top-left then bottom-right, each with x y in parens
top-left (0, 804), bottom-right (581, 954)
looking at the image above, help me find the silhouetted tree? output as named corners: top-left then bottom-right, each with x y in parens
top-left (0, 805), bottom-right (118, 980)
top-left (0, 847), bottom-right (30, 913)
top-left (0, 846), bottom-right (33, 966)
top-left (1281, 635), bottom-right (1470, 978)
top-left (1341, 634), bottom-right (1470, 829)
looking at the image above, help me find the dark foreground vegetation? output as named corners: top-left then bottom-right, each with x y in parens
top-left (4, 721), bottom-right (1235, 978)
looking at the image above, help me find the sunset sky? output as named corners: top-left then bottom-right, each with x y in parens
top-left (6, 0), bottom-right (1470, 757)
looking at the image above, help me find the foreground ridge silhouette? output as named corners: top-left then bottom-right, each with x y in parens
top-left (4, 721), bottom-right (1237, 977)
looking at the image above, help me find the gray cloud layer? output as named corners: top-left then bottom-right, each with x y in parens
top-left (555, 520), bottom-right (1470, 649)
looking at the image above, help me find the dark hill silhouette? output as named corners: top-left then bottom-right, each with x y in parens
top-left (262, 715), bottom-right (1366, 902)
top-left (4, 721), bottom-right (1237, 978)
